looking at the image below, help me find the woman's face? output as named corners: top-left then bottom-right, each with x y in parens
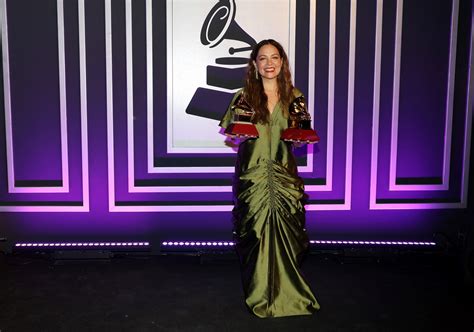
top-left (254, 44), bottom-right (283, 80)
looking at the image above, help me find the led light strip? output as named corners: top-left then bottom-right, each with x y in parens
top-left (161, 240), bottom-right (436, 247)
top-left (14, 240), bottom-right (436, 249)
top-left (162, 241), bottom-right (235, 247)
top-left (15, 242), bottom-right (150, 248)
top-left (310, 240), bottom-right (436, 246)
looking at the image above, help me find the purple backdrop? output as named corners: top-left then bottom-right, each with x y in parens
top-left (0, 0), bottom-right (473, 251)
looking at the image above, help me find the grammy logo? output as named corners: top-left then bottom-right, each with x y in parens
top-left (185, 0), bottom-right (256, 121)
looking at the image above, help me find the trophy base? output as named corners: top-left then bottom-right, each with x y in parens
top-left (281, 128), bottom-right (320, 143)
top-left (224, 122), bottom-right (259, 138)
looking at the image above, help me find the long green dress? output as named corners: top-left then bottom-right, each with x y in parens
top-left (219, 88), bottom-right (320, 318)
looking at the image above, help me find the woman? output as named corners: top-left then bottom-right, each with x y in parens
top-left (219, 39), bottom-right (320, 318)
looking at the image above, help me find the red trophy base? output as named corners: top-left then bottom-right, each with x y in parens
top-left (224, 122), bottom-right (259, 138)
top-left (281, 128), bottom-right (320, 143)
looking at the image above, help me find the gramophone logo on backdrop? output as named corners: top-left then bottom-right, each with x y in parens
top-left (168, 0), bottom-right (293, 151)
top-left (185, 0), bottom-right (256, 121)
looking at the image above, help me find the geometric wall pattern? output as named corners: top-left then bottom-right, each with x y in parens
top-left (1, 0), bottom-right (472, 216)
top-left (370, 0), bottom-right (473, 210)
top-left (0, 0), bottom-right (89, 212)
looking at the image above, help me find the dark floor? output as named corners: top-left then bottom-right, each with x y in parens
top-left (0, 250), bottom-right (473, 332)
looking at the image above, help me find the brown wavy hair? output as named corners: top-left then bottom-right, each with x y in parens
top-left (244, 39), bottom-right (294, 124)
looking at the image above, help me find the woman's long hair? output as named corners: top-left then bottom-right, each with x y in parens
top-left (244, 39), bottom-right (294, 124)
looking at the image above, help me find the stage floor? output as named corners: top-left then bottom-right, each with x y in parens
top-left (1, 252), bottom-right (473, 331)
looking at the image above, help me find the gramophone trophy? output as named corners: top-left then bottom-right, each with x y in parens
top-left (186, 0), bottom-right (256, 121)
top-left (281, 96), bottom-right (320, 144)
top-left (224, 93), bottom-right (259, 138)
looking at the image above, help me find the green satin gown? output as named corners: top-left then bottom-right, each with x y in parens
top-left (219, 89), bottom-right (320, 318)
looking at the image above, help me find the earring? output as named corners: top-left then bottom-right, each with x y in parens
top-left (255, 69), bottom-right (259, 80)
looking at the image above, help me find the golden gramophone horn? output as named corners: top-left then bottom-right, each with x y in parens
top-left (200, 0), bottom-right (256, 54)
